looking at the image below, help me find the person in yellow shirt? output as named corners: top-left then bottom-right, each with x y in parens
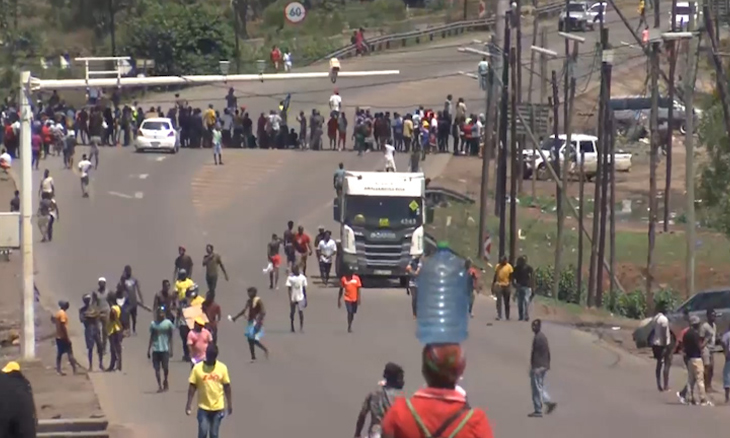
top-left (107, 303), bottom-right (123, 371)
top-left (186, 345), bottom-right (232, 437)
top-left (403, 115), bottom-right (414, 152)
top-left (203, 105), bottom-right (217, 148)
top-left (51, 300), bottom-right (78, 375)
top-left (175, 269), bottom-right (195, 301)
top-left (491, 255), bottom-right (513, 321)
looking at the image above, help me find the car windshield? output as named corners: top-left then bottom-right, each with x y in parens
top-left (675, 6), bottom-right (692, 15)
top-left (141, 121), bottom-right (171, 130)
top-left (344, 196), bottom-right (422, 229)
top-left (568, 3), bottom-right (586, 12)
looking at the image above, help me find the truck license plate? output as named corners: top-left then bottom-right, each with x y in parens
top-left (374, 270), bottom-right (392, 275)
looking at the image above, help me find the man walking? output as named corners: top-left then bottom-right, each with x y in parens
top-left (529, 319), bottom-right (556, 417)
top-left (148, 306), bottom-right (174, 392)
top-left (186, 345), bottom-right (232, 438)
top-left (316, 230), bottom-right (337, 286)
top-left (202, 244), bottom-right (229, 294)
top-left (338, 269), bottom-right (362, 333)
top-left (119, 265), bottom-right (144, 335)
top-left (700, 309), bottom-right (717, 393)
top-left (491, 256), bottom-right (513, 321)
top-left (512, 256), bottom-right (534, 321)
top-left (682, 316), bottom-right (712, 406)
top-left (286, 266), bottom-right (307, 333)
top-left (77, 154), bottom-right (93, 198)
top-left (52, 300), bottom-right (79, 375)
top-left (651, 304), bottom-right (672, 392)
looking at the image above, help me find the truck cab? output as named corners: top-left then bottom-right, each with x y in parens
top-left (333, 171), bottom-right (426, 286)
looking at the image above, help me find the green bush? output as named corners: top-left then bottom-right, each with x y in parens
top-left (533, 264), bottom-right (583, 304)
top-left (654, 288), bottom-right (680, 313)
top-left (122, 2), bottom-right (235, 76)
top-left (614, 289), bottom-right (647, 319)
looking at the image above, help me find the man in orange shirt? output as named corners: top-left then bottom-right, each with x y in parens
top-left (294, 225), bottom-right (313, 275)
top-left (338, 270), bottom-right (362, 333)
top-left (51, 300), bottom-right (79, 375)
top-left (382, 344), bottom-right (493, 438)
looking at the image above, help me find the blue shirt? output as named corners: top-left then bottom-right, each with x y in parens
top-left (150, 319), bottom-right (175, 352)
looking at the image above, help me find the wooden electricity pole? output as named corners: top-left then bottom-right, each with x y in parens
top-left (684, 3), bottom-right (700, 298)
top-left (609, 112), bottom-right (617, 306)
top-left (477, 50), bottom-right (496, 260)
top-left (498, 13), bottom-right (512, 259)
top-left (510, 47), bottom-right (519, 264)
top-left (597, 46), bottom-right (613, 308)
top-left (577, 149), bottom-right (585, 297)
top-left (516, 0), bottom-right (525, 193)
top-left (550, 70), bottom-right (560, 299)
top-left (646, 0), bottom-right (661, 314)
top-left (663, 0), bottom-right (678, 232)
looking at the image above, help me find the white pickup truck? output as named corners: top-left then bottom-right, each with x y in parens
top-left (522, 134), bottom-right (632, 181)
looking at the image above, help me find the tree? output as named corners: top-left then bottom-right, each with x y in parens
top-left (697, 99), bottom-right (730, 235)
top-left (123, 2), bottom-right (235, 75)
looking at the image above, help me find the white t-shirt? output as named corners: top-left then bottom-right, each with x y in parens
top-left (284, 53), bottom-right (292, 65)
top-left (384, 144), bottom-right (395, 160)
top-left (286, 274), bottom-right (308, 303)
top-left (329, 94), bottom-right (342, 112)
top-left (0, 152), bottom-right (11, 167)
top-left (652, 313), bottom-right (670, 347)
top-left (317, 239), bottom-right (337, 263)
top-left (11, 121), bottom-right (20, 135)
top-left (329, 58), bottom-right (340, 69)
top-left (41, 176), bottom-right (54, 193)
top-left (430, 117), bottom-right (438, 130)
top-left (78, 160), bottom-right (92, 178)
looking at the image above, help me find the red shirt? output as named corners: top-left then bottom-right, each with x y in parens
top-left (271, 49), bottom-right (282, 62)
top-left (382, 388), bottom-right (493, 438)
top-left (294, 232), bottom-right (310, 254)
top-left (31, 134), bottom-right (42, 152)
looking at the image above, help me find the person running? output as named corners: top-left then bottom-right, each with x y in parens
top-left (381, 344), bottom-right (493, 438)
top-left (212, 124), bottom-right (223, 165)
top-left (106, 296), bottom-right (124, 372)
top-left (77, 154), bottom-right (92, 198)
top-left (316, 230), bottom-right (337, 286)
top-left (283, 221), bottom-right (296, 271)
top-left (338, 270), bottom-right (362, 333)
top-left (355, 362), bottom-right (405, 438)
top-left (148, 306), bottom-right (174, 392)
top-left (231, 287), bottom-right (269, 362)
top-left (79, 294), bottom-right (103, 371)
top-left (186, 345), bottom-right (233, 438)
top-left (529, 319), bottom-right (556, 417)
top-left (203, 244), bottom-right (229, 295)
top-left (405, 256), bottom-right (421, 319)
top-left (51, 300), bottom-right (79, 375)
top-left (286, 266), bottom-right (307, 333)
top-left (119, 265), bottom-right (144, 335)
top-left (267, 234), bottom-right (282, 289)
top-left (293, 225), bottom-right (313, 275)
top-left (188, 316), bottom-right (214, 367)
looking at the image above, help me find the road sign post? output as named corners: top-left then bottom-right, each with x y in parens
top-left (285, 1), bottom-right (307, 24)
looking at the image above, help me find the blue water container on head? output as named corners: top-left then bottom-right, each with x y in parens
top-left (416, 242), bottom-right (469, 345)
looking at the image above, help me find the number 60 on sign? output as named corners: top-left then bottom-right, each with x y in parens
top-left (285, 2), bottom-right (307, 23)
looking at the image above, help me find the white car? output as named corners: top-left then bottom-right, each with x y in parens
top-left (586, 2), bottom-right (608, 25)
top-left (135, 118), bottom-right (178, 153)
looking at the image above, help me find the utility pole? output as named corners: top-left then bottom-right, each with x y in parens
top-left (526, 10), bottom-right (540, 200)
top-left (498, 12), bottom-right (511, 259)
top-left (609, 112), bottom-right (617, 308)
top-left (550, 70), bottom-right (560, 299)
top-left (646, 0), bottom-right (661, 313)
top-left (108, 0), bottom-right (117, 56)
top-left (233, 0), bottom-right (242, 74)
top-left (19, 71), bottom-right (35, 359)
top-left (663, 0), bottom-right (678, 233)
top-left (577, 149), bottom-right (585, 298)
top-left (510, 47), bottom-right (519, 264)
top-left (597, 44), bottom-right (613, 308)
top-left (478, 54), bottom-right (496, 259)
top-left (588, 28), bottom-right (609, 307)
top-left (516, 0), bottom-right (525, 192)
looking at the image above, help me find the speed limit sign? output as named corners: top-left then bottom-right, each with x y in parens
top-left (284, 1), bottom-right (307, 24)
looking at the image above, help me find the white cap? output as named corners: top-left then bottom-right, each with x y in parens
top-left (98, 277), bottom-right (106, 282)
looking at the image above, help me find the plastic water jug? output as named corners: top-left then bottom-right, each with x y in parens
top-left (415, 243), bottom-right (469, 345)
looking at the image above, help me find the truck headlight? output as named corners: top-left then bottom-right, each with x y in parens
top-left (342, 225), bottom-right (356, 254)
top-left (410, 226), bottom-right (424, 256)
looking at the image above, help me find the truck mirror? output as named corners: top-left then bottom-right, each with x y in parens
top-left (333, 197), bottom-right (340, 222)
top-left (426, 205), bottom-right (435, 224)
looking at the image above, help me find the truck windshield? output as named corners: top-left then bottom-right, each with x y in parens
top-left (344, 196), bottom-right (423, 228)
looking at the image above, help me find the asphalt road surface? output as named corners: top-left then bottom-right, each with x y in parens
top-left (28, 9), bottom-right (730, 438)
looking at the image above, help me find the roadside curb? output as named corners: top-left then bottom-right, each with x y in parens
top-left (38, 418), bottom-right (109, 438)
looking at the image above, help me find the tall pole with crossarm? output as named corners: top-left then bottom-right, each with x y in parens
top-left (18, 67), bottom-right (400, 359)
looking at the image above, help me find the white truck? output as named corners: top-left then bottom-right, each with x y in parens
top-left (522, 134), bottom-right (632, 181)
top-left (333, 171), bottom-right (426, 286)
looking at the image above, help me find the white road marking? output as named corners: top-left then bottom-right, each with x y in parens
top-left (108, 191), bottom-right (134, 199)
top-left (155, 156), bottom-right (167, 162)
top-left (139, 174), bottom-right (149, 179)
top-left (134, 192), bottom-right (144, 199)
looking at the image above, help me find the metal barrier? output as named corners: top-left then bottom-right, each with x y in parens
top-left (37, 418), bottom-right (109, 438)
top-left (317, 2), bottom-right (565, 62)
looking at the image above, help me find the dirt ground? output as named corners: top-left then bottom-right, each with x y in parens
top-left (0, 171), bottom-right (103, 421)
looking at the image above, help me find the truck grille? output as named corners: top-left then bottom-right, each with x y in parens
top-left (355, 236), bottom-right (411, 267)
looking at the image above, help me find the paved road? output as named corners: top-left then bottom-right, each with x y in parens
top-left (28, 8), bottom-right (730, 438)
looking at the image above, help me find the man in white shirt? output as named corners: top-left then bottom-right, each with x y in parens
top-left (316, 231), bottom-right (337, 286)
top-left (39, 169), bottom-right (54, 200)
top-left (651, 306), bottom-right (671, 392)
top-left (329, 89), bottom-right (342, 116)
top-left (77, 154), bottom-right (93, 198)
top-left (0, 148), bottom-right (11, 171)
top-left (285, 266), bottom-right (308, 333)
top-left (383, 143), bottom-right (396, 172)
top-left (283, 51), bottom-right (292, 72)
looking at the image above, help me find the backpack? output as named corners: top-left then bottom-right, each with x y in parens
top-left (405, 399), bottom-right (474, 438)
